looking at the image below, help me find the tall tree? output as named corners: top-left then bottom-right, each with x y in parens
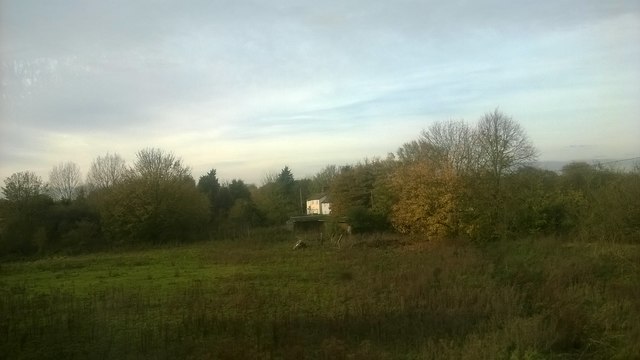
top-left (86, 153), bottom-right (127, 191)
top-left (329, 160), bottom-right (393, 232)
top-left (197, 169), bottom-right (222, 224)
top-left (476, 109), bottom-right (537, 184)
top-left (133, 148), bottom-right (190, 182)
top-left (330, 164), bottom-right (375, 216)
top-left (276, 166), bottom-right (295, 192)
top-left (197, 169), bottom-right (221, 196)
top-left (389, 160), bottom-right (462, 237)
top-left (254, 166), bottom-right (301, 225)
top-left (420, 120), bottom-right (478, 173)
top-left (226, 180), bottom-right (262, 232)
top-left (1, 172), bottom-right (53, 254)
top-left (473, 109), bottom-right (538, 239)
top-left (396, 139), bottom-right (436, 164)
top-left (228, 179), bottom-right (252, 201)
top-left (96, 148), bottom-right (208, 244)
top-left (49, 162), bottom-right (82, 201)
top-left (2, 171), bottom-right (46, 202)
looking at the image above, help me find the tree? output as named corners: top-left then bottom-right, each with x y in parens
top-left (2, 171), bottom-right (46, 202)
top-left (396, 139), bottom-right (436, 164)
top-left (228, 179), bottom-right (252, 201)
top-left (201, 178), bottom-right (263, 235)
top-left (254, 166), bottom-right (301, 225)
top-left (48, 162), bottom-right (82, 201)
top-left (471, 109), bottom-right (538, 239)
top-left (1, 172), bottom-right (53, 254)
top-left (389, 160), bottom-right (462, 237)
top-left (501, 167), bottom-right (565, 235)
top-left (98, 176), bottom-right (209, 244)
top-left (95, 148), bottom-right (208, 244)
top-left (329, 165), bottom-right (375, 217)
top-left (419, 120), bottom-right (478, 173)
top-left (328, 160), bottom-right (394, 232)
top-left (86, 153), bottom-right (127, 191)
top-left (476, 109), bottom-right (537, 184)
top-left (133, 148), bottom-right (190, 182)
top-left (197, 169), bottom-right (221, 197)
top-left (197, 169), bottom-right (223, 226)
top-left (276, 166), bottom-right (295, 191)
top-left (309, 165), bottom-right (339, 194)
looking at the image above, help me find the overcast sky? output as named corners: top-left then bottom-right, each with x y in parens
top-left (1, 0), bottom-right (639, 185)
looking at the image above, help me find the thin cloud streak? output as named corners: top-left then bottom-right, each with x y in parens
top-left (1, 1), bottom-right (639, 184)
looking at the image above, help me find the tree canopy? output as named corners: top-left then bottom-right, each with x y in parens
top-left (2, 171), bottom-right (46, 202)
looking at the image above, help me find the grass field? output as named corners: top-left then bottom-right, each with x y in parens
top-left (1, 232), bottom-right (639, 359)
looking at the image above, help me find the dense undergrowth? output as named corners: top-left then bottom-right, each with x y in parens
top-left (1, 234), bottom-right (638, 359)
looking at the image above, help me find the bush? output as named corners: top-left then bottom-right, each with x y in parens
top-left (347, 206), bottom-right (389, 234)
top-left (97, 177), bottom-right (210, 244)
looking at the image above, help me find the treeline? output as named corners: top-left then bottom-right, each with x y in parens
top-left (1, 109), bottom-right (638, 256)
top-left (0, 148), bottom-right (317, 255)
top-left (327, 110), bottom-right (639, 242)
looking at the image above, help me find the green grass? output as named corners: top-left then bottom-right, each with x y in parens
top-left (1, 234), bottom-right (639, 359)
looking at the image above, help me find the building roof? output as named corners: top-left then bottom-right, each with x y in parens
top-left (307, 193), bottom-right (327, 201)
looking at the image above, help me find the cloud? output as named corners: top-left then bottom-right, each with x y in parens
top-left (1, 0), bottom-right (639, 184)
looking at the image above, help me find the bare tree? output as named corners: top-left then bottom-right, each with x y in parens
top-left (133, 148), bottom-right (190, 182)
top-left (49, 162), bottom-right (82, 201)
top-left (2, 171), bottom-right (46, 202)
top-left (476, 109), bottom-right (537, 182)
top-left (86, 153), bottom-right (128, 191)
top-left (420, 119), bottom-right (479, 173)
top-left (396, 138), bottom-right (435, 164)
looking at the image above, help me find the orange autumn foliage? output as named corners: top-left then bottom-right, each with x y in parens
top-left (389, 161), bottom-right (463, 238)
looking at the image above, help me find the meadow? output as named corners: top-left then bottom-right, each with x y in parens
top-left (1, 232), bottom-right (639, 359)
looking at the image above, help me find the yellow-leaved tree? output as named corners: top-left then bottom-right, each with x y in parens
top-left (389, 160), bottom-right (462, 238)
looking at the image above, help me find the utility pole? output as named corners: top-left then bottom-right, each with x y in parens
top-left (299, 186), bottom-right (303, 214)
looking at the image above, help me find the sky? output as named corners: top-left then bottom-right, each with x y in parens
top-left (1, 0), bottom-right (639, 185)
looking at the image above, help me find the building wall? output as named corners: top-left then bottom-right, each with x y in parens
top-left (321, 202), bottom-right (331, 215)
top-left (306, 199), bottom-right (321, 214)
top-left (307, 196), bottom-right (332, 215)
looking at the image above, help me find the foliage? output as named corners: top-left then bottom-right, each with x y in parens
top-left (1, 171), bottom-right (46, 202)
top-left (254, 166), bottom-right (302, 225)
top-left (132, 147), bottom-right (190, 181)
top-left (97, 175), bottom-right (209, 244)
top-left (197, 169), bottom-right (221, 197)
top-left (197, 169), bottom-right (224, 227)
top-left (391, 111), bottom-right (539, 241)
top-left (309, 164), bottom-right (339, 194)
top-left (0, 194), bottom-right (53, 255)
top-left (501, 167), bottom-right (568, 235)
top-left (217, 180), bottom-right (264, 236)
top-left (94, 149), bottom-right (209, 244)
top-left (389, 161), bottom-right (462, 237)
top-left (0, 172), bottom-right (53, 255)
top-left (329, 163), bottom-right (376, 216)
top-left (560, 163), bottom-right (640, 242)
top-left (346, 206), bottom-right (388, 233)
top-left (2, 110), bottom-right (638, 255)
top-left (86, 153), bottom-right (127, 191)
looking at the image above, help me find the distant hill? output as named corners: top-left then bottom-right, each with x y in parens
top-left (535, 158), bottom-right (639, 172)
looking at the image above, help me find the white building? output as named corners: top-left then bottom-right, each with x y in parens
top-left (306, 194), bottom-right (331, 215)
